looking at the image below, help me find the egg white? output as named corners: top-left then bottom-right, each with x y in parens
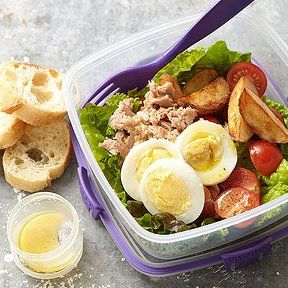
top-left (176, 120), bottom-right (237, 186)
top-left (139, 158), bottom-right (205, 224)
top-left (121, 138), bottom-right (183, 201)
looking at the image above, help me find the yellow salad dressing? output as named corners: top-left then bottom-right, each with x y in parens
top-left (8, 192), bottom-right (83, 278)
top-left (19, 212), bottom-right (66, 254)
top-left (17, 211), bottom-right (78, 273)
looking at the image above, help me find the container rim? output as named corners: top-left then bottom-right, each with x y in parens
top-left (63, 10), bottom-right (288, 244)
top-left (7, 192), bottom-right (80, 259)
top-left (11, 241), bottom-right (83, 279)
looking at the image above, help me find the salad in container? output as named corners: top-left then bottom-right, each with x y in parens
top-left (80, 40), bottom-right (288, 237)
top-left (64, 12), bottom-right (288, 260)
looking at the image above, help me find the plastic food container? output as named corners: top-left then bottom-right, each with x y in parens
top-left (63, 10), bottom-right (288, 275)
top-left (7, 192), bottom-right (83, 279)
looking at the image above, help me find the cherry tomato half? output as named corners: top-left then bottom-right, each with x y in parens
top-left (270, 108), bottom-right (284, 123)
top-left (206, 185), bottom-right (220, 201)
top-left (200, 187), bottom-right (217, 220)
top-left (218, 167), bottom-right (261, 195)
top-left (249, 140), bottom-right (283, 176)
top-left (200, 115), bottom-right (221, 124)
top-left (215, 187), bottom-right (260, 219)
top-left (226, 62), bottom-right (267, 96)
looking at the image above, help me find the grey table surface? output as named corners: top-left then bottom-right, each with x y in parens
top-left (0, 0), bottom-right (288, 287)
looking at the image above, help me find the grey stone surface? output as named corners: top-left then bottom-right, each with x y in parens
top-left (0, 0), bottom-right (288, 287)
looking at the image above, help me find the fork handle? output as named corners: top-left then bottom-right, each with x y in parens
top-left (157, 0), bottom-right (254, 68)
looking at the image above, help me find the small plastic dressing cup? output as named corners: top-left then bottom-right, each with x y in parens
top-left (7, 192), bottom-right (83, 279)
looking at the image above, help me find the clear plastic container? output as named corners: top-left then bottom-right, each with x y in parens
top-left (63, 10), bottom-right (288, 260)
top-left (7, 192), bottom-right (83, 279)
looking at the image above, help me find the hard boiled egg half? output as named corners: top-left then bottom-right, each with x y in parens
top-left (176, 120), bottom-right (237, 186)
top-left (121, 138), bottom-right (183, 201)
top-left (139, 158), bottom-right (204, 224)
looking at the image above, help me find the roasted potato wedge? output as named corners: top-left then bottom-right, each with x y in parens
top-left (228, 77), bottom-right (257, 142)
top-left (183, 69), bottom-right (218, 96)
top-left (178, 77), bottom-right (230, 115)
top-left (159, 73), bottom-right (183, 100)
top-left (239, 88), bottom-right (288, 143)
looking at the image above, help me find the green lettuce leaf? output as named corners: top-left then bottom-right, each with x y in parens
top-left (262, 160), bottom-right (288, 188)
top-left (135, 212), bottom-right (196, 234)
top-left (127, 200), bottom-right (148, 218)
top-left (201, 217), bottom-right (216, 227)
top-left (194, 41), bottom-right (251, 76)
top-left (81, 103), bottom-right (115, 137)
top-left (118, 191), bottom-right (127, 205)
top-left (154, 40), bottom-right (251, 84)
top-left (280, 144), bottom-right (288, 161)
top-left (261, 160), bottom-right (288, 204)
top-left (154, 47), bottom-right (205, 83)
top-left (234, 142), bottom-right (254, 170)
top-left (261, 183), bottom-right (288, 204)
top-left (106, 89), bottom-right (144, 111)
top-left (263, 96), bottom-right (288, 127)
top-left (80, 92), bottom-right (141, 202)
top-left (263, 96), bottom-right (288, 160)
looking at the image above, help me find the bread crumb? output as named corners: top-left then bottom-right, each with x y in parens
top-left (4, 253), bottom-right (14, 263)
top-left (0, 269), bottom-right (8, 275)
top-left (17, 192), bottom-right (26, 202)
top-left (13, 187), bottom-right (22, 193)
top-left (4, 12), bottom-right (14, 21)
top-left (21, 19), bottom-right (28, 26)
top-left (23, 56), bottom-right (30, 62)
top-left (33, 272), bottom-right (82, 288)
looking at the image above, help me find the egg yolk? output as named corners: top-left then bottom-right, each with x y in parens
top-left (145, 167), bottom-right (191, 215)
top-left (18, 212), bottom-right (66, 254)
top-left (184, 133), bottom-right (224, 171)
top-left (136, 148), bottom-right (172, 181)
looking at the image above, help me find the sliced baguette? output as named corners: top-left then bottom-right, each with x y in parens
top-left (228, 77), bottom-right (257, 142)
top-left (239, 88), bottom-right (288, 143)
top-left (0, 112), bottom-right (26, 149)
top-left (0, 112), bottom-right (26, 150)
top-left (3, 119), bottom-right (72, 192)
top-left (0, 61), bottom-right (66, 126)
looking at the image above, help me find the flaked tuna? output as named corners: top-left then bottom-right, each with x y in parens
top-left (100, 81), bottom-right (197, 157)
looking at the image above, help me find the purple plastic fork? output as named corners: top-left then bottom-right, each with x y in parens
top-left (85, 0), bottom-right (254, 106)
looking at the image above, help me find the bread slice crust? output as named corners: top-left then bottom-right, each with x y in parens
top-left (0, 61), bottom-right (66, 126)
top-left (3, 119), bottom-right (72, 192)
top-left (0, 112), bottom-right (26, 149)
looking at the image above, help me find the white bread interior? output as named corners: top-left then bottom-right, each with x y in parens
top-left (3, 119), bottom-right (72, 192)
top-left (0, 61), bottom-right (66, 126)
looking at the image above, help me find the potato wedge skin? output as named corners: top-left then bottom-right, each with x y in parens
top-left (228, 77), bottom-right (257, 142)
top-left (178, 77), bottom-right (230, 115)
top-left (239, 88), bottom-right (288, 143)
top-left (159, 73), bottom-right (183, 100)
top-left (183, 69), bottom-right (218, 96)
